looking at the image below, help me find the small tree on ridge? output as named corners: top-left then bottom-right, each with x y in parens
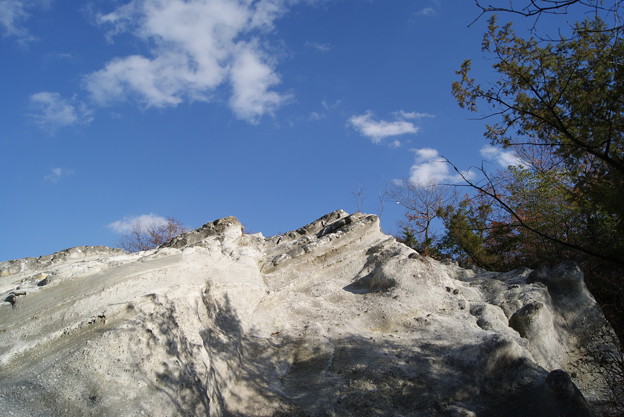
top-left (118, 217), bottom-right (187, 252)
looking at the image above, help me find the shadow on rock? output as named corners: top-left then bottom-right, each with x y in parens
top-left (109, 275), bottom-right (602, 417)
top-left (168, 291), bottom-right (595, 417)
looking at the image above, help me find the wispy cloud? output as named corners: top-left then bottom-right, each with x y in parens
top-left (0, 0), bottom-right (28, 38)
top-left (323, 99), bottom-right (342, 110)
top-left (415, 7), bottom-right (436, 16)
top-left (414, 0), bottom-right (440, 17)
top-left (42, 51), bottom-right (79, 67)
top-left (85, 0), bottom-right (294, 123)
top-left (44, 167), bottom-right (74, 183)
top-left (396, 111), bottom-right (435, 120)
top-left (348, 112), bottom-right (419, 144)
top-left (308, 111), bottom-right (324, 121)
top-left (0, 0), bottom-right (48, 43)
top-left (480, 145), bottom-right (525, 168)
top-left (308, 99), bottom-right (342, 121)
top-left (29, 92), bottom-right (93, 133)
top-left (108, 213), bottom-right (168, 234)
top-left (408, 147), bottom-right (472, 186)
top-left (305, 41), bottom-right (332, 52)
top-left (348, 110), bottom-right (427, 145)
top-left (0, 0), bottom-right (29, 40)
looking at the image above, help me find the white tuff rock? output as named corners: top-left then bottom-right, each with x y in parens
top-left (0, 211), bottom-right (618, 416)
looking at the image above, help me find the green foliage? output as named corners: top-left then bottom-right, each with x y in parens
top-left (437, 197), bottom-right (503, 269)
top-left (452, 15), bottom-right (624, 266)
top-left (445, 9), bottom-right (624, 352)
top-left (437, 168), bottom-right (581, 270)
top-left (397, 225), bottom-right (444, 258)
top-left (448, 4), bottom-right (624, 404)
top-left (399, 226), bottom-right (418, 250)
top-left (503, 167), bottom-right (580, 262)
top-left (396, 10), bottom-right (624, 269)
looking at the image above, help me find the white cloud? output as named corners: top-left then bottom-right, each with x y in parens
top-left (44, 167), bottom-right (74, 183)
top-left (250, 0), bottom-right (290, 29)
top-left (322, 99), bottom-right (341, 110)
top-left (480, 145), bottom-right (525, 168)
top-left (306, 41), bottom-right (332, 52)
top-left (29, 92), bottom-right (93, 133)
top-left (0, 0), bottom-right (27, 37)
top-left (308, 111), bottom-right (324, 121)
top-left (108, 213), bottom-right (169, 234)
top-left (348, 111), bottom-right (420, 144)
top-left (0, 0), bottom-right (48, 42)
top-left (0, 0), bottom-right (30, 40)
top-left (307, 99), bottom-right (341, 121)
top-left (396, 110), bottom-right (435, 120)
top-left (416, 7), bottom-right (436, 16)
top-left (229, 41), bottom-right (290, 122)
top-left (85, 0), bottom-right (293, 122)
top-left (408, 147), bottom-right (472, 186)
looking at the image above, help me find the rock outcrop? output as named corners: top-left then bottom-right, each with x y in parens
top-left (0, 211), bottom-right (619, 416)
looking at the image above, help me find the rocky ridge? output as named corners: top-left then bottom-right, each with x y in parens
top-left (0, 211), bottom-right (619, 416)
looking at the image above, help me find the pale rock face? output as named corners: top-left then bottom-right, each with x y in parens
top-left (0, 211), bottom-right (618, 416)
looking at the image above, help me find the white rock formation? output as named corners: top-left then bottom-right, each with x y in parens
top-left (0, 211), bottom-right (618, 416)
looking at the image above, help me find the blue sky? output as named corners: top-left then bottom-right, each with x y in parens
top-left (0, 0), bottom-right (526, 261)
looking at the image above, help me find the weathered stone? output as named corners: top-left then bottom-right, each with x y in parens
top-left (0, 211), bottom-right (618, 417)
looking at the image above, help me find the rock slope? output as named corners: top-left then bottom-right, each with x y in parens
top-left (0, 211), bottom-right (619, 416)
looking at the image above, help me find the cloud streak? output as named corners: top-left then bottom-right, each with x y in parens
top-left (0, 0), bottom-right (50, 43)
top-left (0, 0), bottom-right (27, 37)
top-left (44, 167), bottom-right (74, 183)
top-left (0, 0), bottom-right (32, 41)
top-left (108, 213), bottom-right (169, 234)
top-left (396, 111), bottom-right (434, 120)
top-left (85, 0), bottom-right (293, 123)
top-left (305, 41), bottom-right (332, 52)
top-left (348, 111), bottom-right (422, 144)
top-left (415, 7), bottom-right (436, 16)
top-left (29, 92), bottom-right (93, 133)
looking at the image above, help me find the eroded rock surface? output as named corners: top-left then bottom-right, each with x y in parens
top-left (0, 211), bottom-right (618, 416)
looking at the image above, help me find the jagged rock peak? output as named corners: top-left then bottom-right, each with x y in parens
top-left (161, 215), bottom-right (244, 249)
